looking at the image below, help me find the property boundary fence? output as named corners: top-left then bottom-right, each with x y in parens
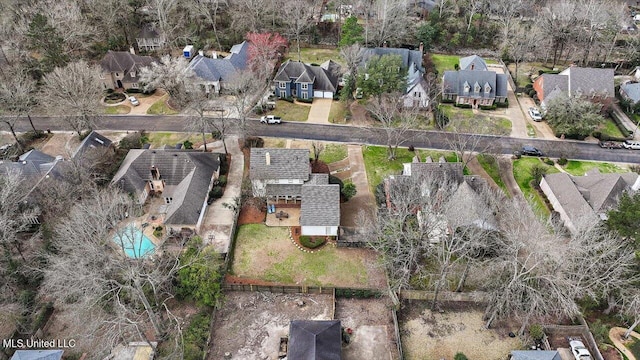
top-left (391, 309), bottom-right (403, 360)
top-left (542, 321), bottom-right (604, 360)
top-left (222, 283), bottom-right (382, 297)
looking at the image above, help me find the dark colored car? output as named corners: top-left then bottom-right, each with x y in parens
top-left (520, 145), bottom-right (544, 156)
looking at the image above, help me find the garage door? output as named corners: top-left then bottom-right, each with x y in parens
top-left (313, 91), bottom-right (333, 99)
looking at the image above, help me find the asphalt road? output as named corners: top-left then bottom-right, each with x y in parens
top-left (5, 115), bottom-right (640, 164)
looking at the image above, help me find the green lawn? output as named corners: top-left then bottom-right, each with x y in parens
top-left (526, 123), bottom-right (537, 138)
top-left (432, 54), bottom-right (459, 74)
top-left (287, 47), bottom-right (343, 66)
top-left (628, 338), bottom-right (640, 359)
top-left (476, 154), bottom-right (507, 194)
top-left (103, 105), bottom-right (130, 114)
top-left (598, 118), bottom-right (626, 139)
top-left (146, 132), bottom-right (212, 148)
top-left (147, 95), bottom-right (178, 115)
top-left (232, 224), bottom-right (371, 287)
top-left (440, 105), bottom-right (512, 135)
top-left (563, 160), bottom-right (628, 176)
top-left (266, 100), bottom-right (310, 121)
top-left (328, 101), bottom-right (349, 124)
top-left (513, 157), bottom-right (559, 216)
top-left (319, 144), bottom-right (348, 164)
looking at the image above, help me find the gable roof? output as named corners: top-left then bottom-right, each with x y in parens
top-left (444, 180), bottom-right (497, 230)
top-left (404, 162), bottom-right (465, 184)
top-left (11, 351), bottom-right (64, 360)
top-left (442, 70), bottom-right (508, 99)
top-left (111, 149), bottom-right (220, 225)
top-left (300, 183), bottom-right (340, 227)
top-left (510, 350), bottom-right (561, 360)
top-left (459, 55), bottom-right (488, 71)
top-left (560, 66), bottom-right (614, 99)
top-left (288, 320), bottom-right (341, 360)
top-left (100, 51), bottom-right (156, 82)
top-left (359, 47), bottom-right (424, 73)
top-left (621, 82), bottom-right (640, 103)
top-left (273, 60), bottom-right (338, 92)
top-left (572, 171), bottom-right (638, 212)
top-left (321, 59), bottom-right (343, 79)
top-left (542, 172), bottom-right (606, 229)
top-left (187, 41), bottom-right (249, 83)
top-left (249, 148), bottom-right (310, 181)
top-left (72, 131), bottom-right (112, 159)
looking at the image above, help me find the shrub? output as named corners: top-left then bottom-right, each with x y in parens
top-left (341, 182), bottom-right (357, 201)
top-left (496, 99), bottom-right (509, 108)
top-left (183, 140), bottom-right (193, 149)
top-left (211, 130), bottom-right (221, 140)
top-left (592, 131), bottom-right (602, 139)
top-left (557, 157), bottom-right (568, 166)
top-left (299, 235), bottom-right (326, 249)
top-left (454, 353), bottom-right (469, 360)
top-left (297, 97), bottom-right (313, 103)
top-left (217, 175), bottom-right (227, 186)
top-left (209, 186), bottom-right (223, 200)
top-left (455, 103), bottom-right (473, 109)
top-left (544, 158), bottom-right (554, 166)
top-left (329, 175), bottom-right (344, 193)
top-left (528, 89), bottom-right (537, 98)
top-left (408, 145), bottom-right (415, 152)
top-left (530, 163), bottom-right (548, 184)
top-left (119, 131), bottom-right (147, 150)
top-left (525, 83), bottom-right (533, 91)
top-left (183, 311), bottom-right (211, 360)
top-left (282, 96), bottom-right (295, 103)
top-left (529, 324), bottom-right (545, 341)
top-left (243, 136), bottom-right (264, 149)
top-left (375, 182), bottom-right (387, 206)
top-left (479, 104), bottom-right (497, 110)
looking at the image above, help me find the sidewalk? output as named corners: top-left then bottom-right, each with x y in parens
top-left (200, 136), bottom-right (244, 253)
top-left (609, 327), bottom-right (637, 360)
top-left (611, 104), bottom-right (640, 140)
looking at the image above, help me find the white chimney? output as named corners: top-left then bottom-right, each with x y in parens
top-left (130, 46), bottom-right (135, 55)
top-left (265, 152), bottom-right (271, 166)
top-left (198, 50), bottom-right (204, 57)
top-left (212, 51), bottom-right (218, 59)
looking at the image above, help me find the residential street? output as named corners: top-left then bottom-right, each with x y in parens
top-left (5, 115), bottom-right (640, 163)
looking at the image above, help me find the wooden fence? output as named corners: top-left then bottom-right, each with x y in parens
top-left (542, 322), bottom-right (604, 360)
top-left (222, 283), bottom-right (382, 297)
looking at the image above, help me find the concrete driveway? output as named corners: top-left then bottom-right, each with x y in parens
top-left (340, 145), bottom-right (375, 227)
top-left (517, 94), bottom-right (557, 140)
top-left (126, 90), bottom-right (167, 115)
top-left (307, 99), bottom-right (333, 124)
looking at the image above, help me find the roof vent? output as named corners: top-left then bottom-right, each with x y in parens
top-left (266, 152), bottom-right (271, 166)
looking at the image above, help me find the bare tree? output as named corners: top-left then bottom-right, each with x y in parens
top-left (367, 93), bottom-right (417, 160)
top-left (184, 0), bottom-right (228, 50)
top-left (0, 170), bottom-right (39, 262)
top-left (505, 22), bottom-right (541, 87)
top-left (281, 0), bottom-right (316, 61)
top-left (368, 0), bottom-right (411, 46)
top-left (539, 0), bottom-right (580, 68)
top-left (489, 0), bottom-right (531, 45)
top-left (41, 60), bottom-right (103, 136)
top-left (185, 86), bottom-right (217, 152)
top-left (140, 55), bottom-right (193, 110)
top-left (227, 70), bottom-right (261, 140)
top-left (339, 43), bottom-right (362, 103)
top-left (443, 120), bottom-right (496, 169)
top-left (312, 141), bottom-right (325, 163)
top-left (0, 66), bottom-right (38, 134)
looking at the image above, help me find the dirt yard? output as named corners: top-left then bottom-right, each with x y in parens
top-left (238, 197), bottom-right (266, 225)
top-left (400, 302), bottom-right (523, 360)
top-left (336, 298), bottom-right (400, 360)
top-left (207, 292), bottom-right (334, 360)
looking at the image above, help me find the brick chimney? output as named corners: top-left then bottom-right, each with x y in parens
top-left (265, 152), bottom-right (271, 165)
top-left (129, 46), bottom-right (135, 55)
top-left (419, 42), bottom-right (424, 54)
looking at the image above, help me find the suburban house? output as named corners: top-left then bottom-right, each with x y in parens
top-left (100, 50), bottom-right (156, 90)
top-left (273, 60), bottom-right (340, 100)
top-left (359, 46), bottom-right (430, 108)
top-left (385, 156), bottom-right (497, 240)
top-left (540, 169), bottom-right (639, 234)
top-left (620, 82), bottom-right (640, 105)
top-left (72, 130), bottom-right (113, 160)
top-left (111, 149), bottom-right (221, 232)
top-left (532, 66), bottom-right (614, 108)
top-left (442, 55), bottom-right (508, 108)
top-left (510, 350), bottom-right (561, 360)
top-left (288, 320), bottom-right (342, 360)
top-left (186, 41), bottom-right (249, 95)
top-left (11, 350), bottom-right (64, 360)
top-left (136, 24), bottom-right (165, 52)
top-left (249, 148), bottom-right (341, 236)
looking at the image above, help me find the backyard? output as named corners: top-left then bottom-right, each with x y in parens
top-left (264, 100), bottom-right (310, 121)
top-left (231, 224), bottom-right (386, 288)
top-left (512, 157), bottom-right (559, 215)
top-left (432, 54), bottom-right (498, 74)
top-left (287, 47), bottom-right (343, 66)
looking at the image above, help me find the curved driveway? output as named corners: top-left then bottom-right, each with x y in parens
top-left (6, 115), bottom-right (640, 163)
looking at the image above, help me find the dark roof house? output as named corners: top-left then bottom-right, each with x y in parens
top-left (249, 148), bottom-right (310, 181)
top-left (359, 47), bottom-right (424, 73)
top-left (100, 51), bottom-right (156, 84)
top-left (441, 55), bottom-right (507, 107)
top-left (300, 175), bottom-right (340, 229)
top-left (273, 60), bottom-right (339, 99)
top-left (72, 130), bottom-right (113, 159)
top-left (288, 320), bottom-right (342, 360)
top-left (533, 66), bottom-right (614, 107)
top-left (459, 55), bottom-right (488, 71)
top-left (11, 350), bottom-right (64, 360)
top-left (111, 149), bottom-right (220, 227)
top-left (186, 41), bottom-right (250, 94)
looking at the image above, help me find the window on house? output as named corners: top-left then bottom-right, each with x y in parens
top-left (474, 83), bottom-right (481, 93)
top-left (279, 82), bottom-right (286, 89)
top-left (132, 83), bottom-right (139, 89)
top-left (165, 197), bottom-right (173, 204)
top-left (414, 92), bottom-right (420, 98)
top-left (463, 82), bottom-right (470, 93)
top-left (149, 182), bottom-right (154, 190)
top-left (116, 73), bottom-right (119, 77)
top-left (484, 84), bottom-right (491, 94)
top-left (301, 83), bottom-right (308, 90)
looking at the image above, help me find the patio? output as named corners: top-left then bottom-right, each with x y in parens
top-left (265, 206), bottom-right (301, 227)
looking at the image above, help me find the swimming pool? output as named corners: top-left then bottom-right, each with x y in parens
top-left (113, 224), bottom-right (156, 258)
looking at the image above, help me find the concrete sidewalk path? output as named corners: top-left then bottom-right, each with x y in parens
top-left (609, 327), bottom-right (637, 360)
top-left (200, 136), bottom-right (243, 253)
top-left (307, 99), bottom-right (332, 124)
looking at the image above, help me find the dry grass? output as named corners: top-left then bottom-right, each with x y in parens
top-left (402, 308), bottom-right (522, 360)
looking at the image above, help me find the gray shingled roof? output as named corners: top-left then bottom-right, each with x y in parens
top-left (100, 51), bottom-right (156, 82)
top-left (273, 60), bottom-right (338, 92)
top-left (561, 66), bottom-right (614, 99)
top-left (459, 55), bottom-right (488, 71)
top-left (266, 183), bottom-right (302, 197)
top-left (320, 60), bottom-right (343, 79)
top-left (359, 47), bottom-right (424, 72)
top-left (288, 320), bottom-right (341, 360)
top-left (542, 172), bottom-right (600, 226)
top-left (510, 350), bottom-right (561, 360)
top-left (72, 131), bottom-right (112, 159)
top-left (572, 171), bottom-right (638, 212)
top-left (444, 180), bottom-right (497, 230)
top-left (307, 173), bottom-right (329, 185)
top-left (442, 70), bottom-right (507, 99)
top-left (621, 82), bottom-right (640, 104)
top-left (407, 162), bottom-right (464, 184)
top-left (187, 41), bottom-right (249, 82)
top-left (249, 148), bottom-right (310, 181)
top-left (11, 351), bottom-right (64, 360)
top-left (300, 184), bottom-right (340, 227)
top-left (537, 74), bottom-right (568, 102)
top-left (111, 149), bottom-right (220, 226)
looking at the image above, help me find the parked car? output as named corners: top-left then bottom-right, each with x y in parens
top-left (569, 339), bottom-right (593, 360)
top-left (260, 115), bottom-right (282, 124)
top-left (520, 145), bottom-right (544, 156)
top-left (129, 96), bottom-right (140, 106)
top-left (598, 141), bottom-right (623, 149)
top-left (623, 140), bottom-right (640, 150)
top-left (528, 107), bottom-right (543, 121)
